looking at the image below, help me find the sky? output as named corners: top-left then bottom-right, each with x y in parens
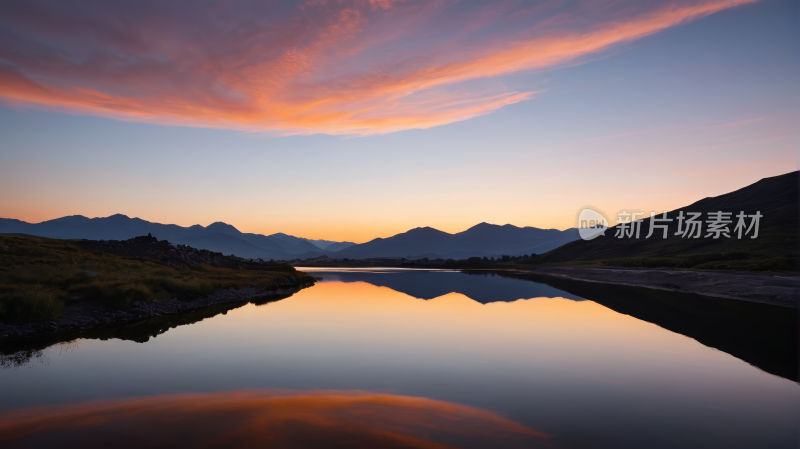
top-left (0, 0), bottom-right (797, 243)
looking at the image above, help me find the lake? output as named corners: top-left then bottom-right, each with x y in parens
top-left (1, 268), bottom-right (798, 448)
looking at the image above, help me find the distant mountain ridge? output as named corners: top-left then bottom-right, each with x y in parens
top-left (330, 223), bottom-right (579, 259)
top-left (0, 215), bottom-right (579, 260)
top-left (0, 214), bottom-right (354, 261)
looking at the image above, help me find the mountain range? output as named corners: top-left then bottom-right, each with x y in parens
top-left (0, 214), bottom-right (355, 261)
top-left (325, 224), bottom-right (579, 259)
top-left (0, 215), bottom-right (579, 261)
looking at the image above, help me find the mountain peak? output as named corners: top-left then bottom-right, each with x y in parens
top-left (407, 226), bottom-right (446, 234)
top-left (205, 222), bottom-right (241, 233)
top-left (45, 215), bottom-right (90, 224)
top-left (464, 222), bottom-right (521, 231)
top-left (100, 214), bottom-right (134, 223)
top-left (468, 222), bottom-right (497, 230)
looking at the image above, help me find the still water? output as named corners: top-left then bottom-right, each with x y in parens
top-left (1, 268), bottom-right (798, 448)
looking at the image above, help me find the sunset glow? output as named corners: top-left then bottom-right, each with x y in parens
top-left (0, 3), bottom-right (797, 444)
top-left (0, 0), bottom-right (757, 136)
top-left (0, 0), bottom-right (795, 242)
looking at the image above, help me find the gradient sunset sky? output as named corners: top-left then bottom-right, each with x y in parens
top-left (0, 0), bottom-right (796, 242)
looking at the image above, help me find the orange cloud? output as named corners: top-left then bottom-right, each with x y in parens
top-left (0, 390), bottom-right (551, 448)
top-left (0, 0), bottom-right (757, 136)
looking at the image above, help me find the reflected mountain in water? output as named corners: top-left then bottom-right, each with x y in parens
top-left (313, 269), bottom-right (585, 303)
top-left (2, 269), bottom-right (796, 383)
top-left (0, 390), bottom-right (551, 448)
top-left (493, 271), bottom-right (798, 381)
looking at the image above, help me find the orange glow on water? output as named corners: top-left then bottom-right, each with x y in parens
top-left (202, 281), bottom-right (692, 362)
top-left (0, 390), bottom-right (550, 448)
top-left (1, 273), bottom-right (798, 448)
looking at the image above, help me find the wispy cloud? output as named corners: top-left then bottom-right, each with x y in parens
top-left (709, 117), bottom-right (766, 129)
top-left (0, 0), bottom-right (757, 136)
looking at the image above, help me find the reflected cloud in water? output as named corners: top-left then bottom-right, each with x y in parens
top-left (0, 390), bottom-right (551, 448)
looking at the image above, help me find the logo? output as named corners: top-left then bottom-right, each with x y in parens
top-left (576, 206), bottom-right (609, 240)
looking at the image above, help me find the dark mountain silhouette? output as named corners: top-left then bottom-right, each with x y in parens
top-left (324, 241), bottom-right (356, 252)
top-left (304, 238), bottom-right (349, 250)
top-left (178, 233), bottom-right (285, 260)
top-left (332, 223), bottom-right (579, 259)
top-left (78, 234), bottom-right (297, 271)
top-left (0, 214), bottom-right (580, 261)
top-left (3, 173), bottom-right (793, 262)
top-left (337, 227), bottom-right (451, 259)
top-left (190, 226), bottom-right (313, 255)
top-left (0, 215), bottom-right (349, 261)
top-left (267, 233), bottom-right (325, 253)
top-left (455, 223), bottom-right (580, 255)
top-left (537, 171), bottom-right (799, 263)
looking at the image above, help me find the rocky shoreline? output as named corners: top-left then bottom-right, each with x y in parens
top-left (0, 277), bottom-right (315, 342)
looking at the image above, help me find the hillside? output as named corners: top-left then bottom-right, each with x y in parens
top-left (537, 171), bottom-right (798, 264)
top-left (0, 234), bottom-right (313, 324)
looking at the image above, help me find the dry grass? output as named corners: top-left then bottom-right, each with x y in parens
top-left (0, 235), bottom-right (313, 323)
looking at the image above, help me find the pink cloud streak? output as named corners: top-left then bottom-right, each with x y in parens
top-left (0, 0), bottom-right (757, 135)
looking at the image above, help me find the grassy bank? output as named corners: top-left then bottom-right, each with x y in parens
top-left (0, 235), bottom-right (313, 323)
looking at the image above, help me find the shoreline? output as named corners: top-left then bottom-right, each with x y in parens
top-left (0, 277), bottom-right (315, 343)
top-left (3, 265), bottom-right (796, 347)
top-left (516, 266), bottom-right (799, 308)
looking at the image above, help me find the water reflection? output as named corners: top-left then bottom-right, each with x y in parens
top-left (2, 268), bottom-right (796, 382)
top-left (0, 294), bottom-right (288, 366)
top-left (0, 349), bottom-right (47, 369)
top-left (0, 271), bottom-right (797, 448)
top-left (0, 390), bottom-right (550, 448)
top-left (494, 271), bottom-right (799, 381)
top-left (303, 267), bottom-right (584, 303)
